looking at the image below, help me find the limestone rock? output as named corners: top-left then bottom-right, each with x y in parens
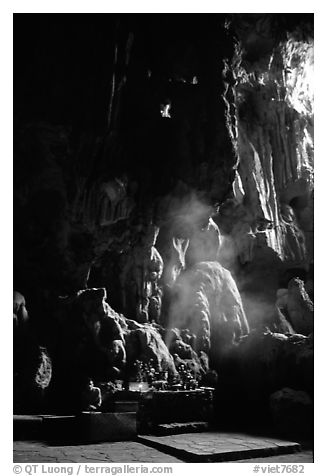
top-left (185, 217), bottom-right (221, 267)
top-left (168, 261), bottom-right (249, 358)
top-left (119, 224), bottom-right (164, 322)
top-left (271, 306), bottom-right (295, 335)
top-left (51, 287), bottom-right (127, 384)
top-left (34, 347), bottom-right (52, 390)
top-left (276, 288), bottom-right (288, 309)
top-left (124, 323), bottom-right (177, 375)
top-left (158, 234), bottom-right (190, 288)
top-left (76, 287), bottom-right (125, 344)
top-left (222, 22), bottom-right (313, 273)
top-left (13, 291), bottom-right (29, 327)
top-left (157, 198), bottom-right (221, 288)
top-left (217, 199), bottom-right (257, 267)
top-left (214, 328), bottom-right (313, 428)
top-left (88, 177), bottom-right (134, 227)
top-left (287, 278), bottom-right (313, 335)
top-left (14, 291), bottom-right (52, 412)
top-left (164, 327), bottom-right (207, 377)
top-left (231, 331), bottom-right (313, 401)
top-left (269, 387), bottom-right (313, 436)
top-left (14, 338), bottom-right (52, 413)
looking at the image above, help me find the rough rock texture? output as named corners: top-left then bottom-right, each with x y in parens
top-left (216, 330), bottom-right (313, 426)
top-left (53, 288), bottom-right (170, 379)
top-left (164, 327), bottom-right (208, 377)
top-left (222, 17), bottom-right (313, 270)
top-left (275, 278), bottom-right (313, 336)
top-left (156, 196), bottom-right (221, 289)
top-left (269, 387), bottom-right (313, 437)
top-left (119, 224), bottom-right (164, 322)
top-left (215, 15), bottom-right (314, 333)
top-left (124, 325), bottom-right (177, 376)
top-left (240, 332), bottom-right (313, 395)
top-left (167, 261), bottom-right (249, 361)
top-left (14, 293), bottom-right (52, 413)
top-left (14, 340), bottom-right (52, 411)
top-left (271, 306), bottom-right (295, 335)
top-left (13, 290), bottom-right (29, 329)
top-left (45, 287), bottom-right (177, 410)
top-left (286, 278), bottom-right (314, 335)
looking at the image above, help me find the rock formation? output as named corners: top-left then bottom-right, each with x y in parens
top-left (124, 324), bottom-right (177, 377)
top-left (167, 261), bottom-right (249, 359)
top-left (13, 14), bottom-right (313, 423)
top-left (119, 224), bottom-right (164, 322)
top-left (40, 287), bottom-right (178, 410)
top-left (269, 387), bottom-right (313, 437)
top-left (286, 278), bottom-right (314, 335)
top-left (215, 330), bottom-right (313, 426)
top-left (218, 14), bottom-right (314, 330)
top-left (14, 292), bottom-right (52, 413)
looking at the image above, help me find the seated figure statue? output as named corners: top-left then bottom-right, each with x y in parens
top-left (81, 379), bottom-right (102, 411)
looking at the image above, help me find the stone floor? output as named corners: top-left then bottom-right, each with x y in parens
top-left (13, 432), bottom-right (314, 463)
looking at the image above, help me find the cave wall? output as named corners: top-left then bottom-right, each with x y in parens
top-left (14, 13), bottom-right (313, 342)
top-left (226, 15), bottom-right (313, 268)
top-left (14, 14), bottom-right (236, 319)
top-left (13, 13), bottom-right (314, 418)
top-left (217, 14), bottom-right (314, 328)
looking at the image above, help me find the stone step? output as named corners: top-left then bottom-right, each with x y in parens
top-left (13, 415), bottom-right (43, 440)
top-left (155, 421), bottom-right (209, 435)
top-left (43, 412), bottom-right (137, 443)
top-left (14, 412), bottom-right (137, 443)
top-left (137, 431), bottom-right (302, 463)
top-left (78, 411), bottom-right (137, 443)
top-left (42, 415), bottom-right (77, 443)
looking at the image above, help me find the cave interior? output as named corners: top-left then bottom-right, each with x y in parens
top-left (13, 13), bottom-right (314, 434)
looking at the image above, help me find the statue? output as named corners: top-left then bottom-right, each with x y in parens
top-left (13, 291), bottom-right (29, 329)
top-left (81, 379), bottom-right (102, 411)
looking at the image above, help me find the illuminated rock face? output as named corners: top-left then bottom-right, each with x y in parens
top-left (286, 278), bottom-right (314, 335)
top-left (167, 261), bottom-right (249, 359)
top-left (220, 26), bottom-right (314, 271)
